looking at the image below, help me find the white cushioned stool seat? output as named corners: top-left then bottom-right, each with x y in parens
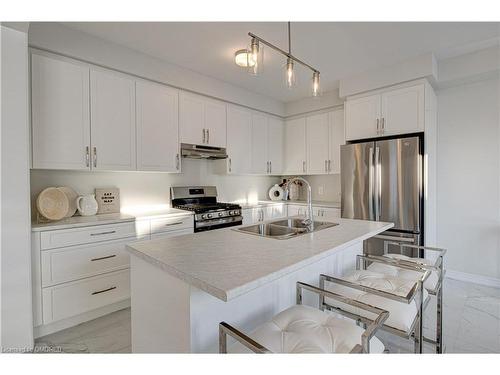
top-left (324, 270), bottom-right (428, 333)
top-left (367, 253), bottom-right (439, 291)
top-left (231, 305), bottom-right (385, 353)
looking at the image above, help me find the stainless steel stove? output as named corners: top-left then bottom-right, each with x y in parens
top-left (170, 186), bottom-right (242, 232)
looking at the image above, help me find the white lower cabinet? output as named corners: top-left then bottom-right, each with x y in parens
top-left (42, 269), bottom-right (130, 325)
top-left (241, 204), bottom-right (286, 225)
top-left (32, 214), bottom-right (193, 336)
top-left (287, 204), bottom-right (340, 221)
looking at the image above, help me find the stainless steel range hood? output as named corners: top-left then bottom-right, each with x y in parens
top-left (180, 143), bottom-right (228, 160)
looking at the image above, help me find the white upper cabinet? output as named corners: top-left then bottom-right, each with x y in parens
top-left (267, 117), bottom-right (284, 175)
top-left (179, 92), bottom-right (226, 148)
top-left (31, 53), bottom-right (91, 170)
top-left (345, 94), bottom-right (381, 141)
top-left (250, 112), bottom-right (269, 174)
top-left (204, 99), bottom-right (227, 148)
top-left (284, 117), bottom-right (307, 174)
top-left (329, 109), bottom-right (345, 174)
top-left (136, 80), bottom-right (180, 172)
top-left (345, 83), bottom-right (426, 141)
top-left (306, 113), bottom-right (330, 174)
top-left (380, 84), bottom-right (424, 136)
top-left (90, 69), bottom-right (136, 171)
top-left (226, 105), bottom-right (252, 174)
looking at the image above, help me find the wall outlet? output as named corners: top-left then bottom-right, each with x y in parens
top-left (318, 185), bottom-right (324, 196)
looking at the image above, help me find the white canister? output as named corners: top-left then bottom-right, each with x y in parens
top-left (76, 194), bottom-right (99, 216)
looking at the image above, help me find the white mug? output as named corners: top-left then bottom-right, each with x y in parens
top-left (76, 194), bottom-right (98, 216)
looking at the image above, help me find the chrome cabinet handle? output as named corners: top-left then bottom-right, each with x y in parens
top-left (325, 160), bottom-right (327, 172)
top-left (302, 161), bottom-right (306, 173)
top-left (93, 147), bottom-right (97, 168)
top-left (91, 286), bottom-right (116, 296)
top-left (376, 118), bottom-right (380, 134)
top-left (207, 129), bottom-right (210, 144)
top-left (269, 161), bottom-right (272, 174)
top-left (176, 153), bottom-right (180, 170)
top-left (85, 146), bottom-right (90, 167)
top-left (90, 230), bottom-right (116, 237)
top-left (266, 161), bottom-right (269, 173)
top-left (328, 160), bottom-right (331, 172)
top-left (228, 158), bottom-right (232, 172)
top-left (165, 221), bottom-right (183, 226)
top-left (202, 129), bottom-right (206, 144)
top-left (381, 117), bottom-right (385, 133)
top-left (91, 254), bottom-right (116, 262)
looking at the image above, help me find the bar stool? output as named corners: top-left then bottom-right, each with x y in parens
top-left (363, 241), bottom-right (446, 353)
top-left (219, 282), bottom-right (389, 354)
top-left (320, 258), bottom-right (431, 353)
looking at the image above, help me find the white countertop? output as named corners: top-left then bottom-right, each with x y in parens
top-left (31, 208), bottom-right (192, 232)
top-left (239, 200), bottom-right (341, 209)
top-left (126, 218), bottom-right (393, 302)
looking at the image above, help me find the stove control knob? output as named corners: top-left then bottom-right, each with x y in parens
top-left (201, 214), bottom-right (206, 220)
top-left (207, 213), bottom-right (213, 219)
top-left (218, 212), bottom-right (223, 217)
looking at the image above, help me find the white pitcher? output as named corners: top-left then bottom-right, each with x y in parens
top-left (76, 194), bottom-right (98, 216)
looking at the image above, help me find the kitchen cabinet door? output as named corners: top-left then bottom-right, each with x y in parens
top-left (345, 94), bottom-right (381, 141)
top-left (329, 109), bottom-right (345, 174)
top-left (267, 117), bottom-right (284, 175)
top-left (90, 69), bottom-right (136, 171)
top-left (284, 117), bottom-right (306, 174)
top-left (251, 112), bottom-right (269, 174)
top-left (306, 113), bottom-right (330, 174)
top-left (381, 84), bottom-right (424, 136)
top-left (205, 99), bottom-right (227, 147)
top-left (227, 105), bottom-right (252, 174)
top-left (31, 53), bottom-right (91, 170)
top-left (179, 92), bottom-right (204, 145)
top-left (136, 81), bottom-right (180, 172)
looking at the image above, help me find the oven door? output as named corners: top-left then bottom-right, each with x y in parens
top-left (195, 216), bottom-right (243, 232)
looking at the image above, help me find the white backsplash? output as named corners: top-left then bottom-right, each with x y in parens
top-left (30, 159), bottom-right (281, 217)
top-left (281, 174), bottom-right (342, 203)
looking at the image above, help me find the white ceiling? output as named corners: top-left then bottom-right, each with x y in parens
top-left (61, 22), bottom-right (499, 102)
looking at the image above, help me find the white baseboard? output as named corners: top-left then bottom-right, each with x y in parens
top-left (446, 269), bottom-right (500, 289)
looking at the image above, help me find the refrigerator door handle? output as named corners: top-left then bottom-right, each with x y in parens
top-left (375, 146), bottom-right (382, 220)
top-left (368, 147), bottom-right (375, 221)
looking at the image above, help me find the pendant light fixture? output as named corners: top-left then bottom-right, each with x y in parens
top-left (237, 22), bottom-right (321, 97)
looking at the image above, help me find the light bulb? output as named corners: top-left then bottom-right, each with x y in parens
top-left (312, 71), bottom-right (321, 97)
top-left (248, 38), bottom-right (262, 75)
top-left (284, 58), bottom-right (296, 89)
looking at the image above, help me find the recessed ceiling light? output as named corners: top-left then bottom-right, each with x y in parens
top-left (234, 49), bottom-right (255, 68)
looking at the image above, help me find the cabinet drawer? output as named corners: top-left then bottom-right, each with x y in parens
top-left (42, 269), bottom-right (130, 324)
top-left (40, 237), bottom-right (139, 287)
top-left (40, 222), bottom-right (138, 250)
top-left (150, 215), bottom-right (193, 234)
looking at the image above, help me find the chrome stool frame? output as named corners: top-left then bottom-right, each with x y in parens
top-left (368, 241), bottom-right (447, 353)
top-left (320, 257), bottom-right (431, 354)
top-left (219, 281), bottom-right (389, 354)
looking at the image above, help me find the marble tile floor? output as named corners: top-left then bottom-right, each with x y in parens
top-left (34, 278), bottom-right (500, 354)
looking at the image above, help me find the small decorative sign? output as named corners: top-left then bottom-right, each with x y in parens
top-left (95, 188), bottom-right (120, 214)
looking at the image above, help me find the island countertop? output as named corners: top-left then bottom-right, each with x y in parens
top-left (126, 218), bottom-right (393, 302)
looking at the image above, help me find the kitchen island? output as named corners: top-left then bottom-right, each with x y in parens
top-left (126, 217), bottom-right (393, 353)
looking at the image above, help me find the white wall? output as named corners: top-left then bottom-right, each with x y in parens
top-left (28, 23), bottom-right (285, 117)
top-left (437, 76), bottom-right (500, 279)
top-left (0, 25), bottom-right (33, 351)
top-left (30, 159), bottom-right (280, 215)
top-left (285, 90), bottom-right (343, 118)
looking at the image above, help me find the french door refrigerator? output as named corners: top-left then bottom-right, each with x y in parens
top-left (341, 135), bottom-right (423, 256)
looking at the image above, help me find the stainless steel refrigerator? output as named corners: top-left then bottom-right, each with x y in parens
top-left (341, 135), bottom-right (423, 256)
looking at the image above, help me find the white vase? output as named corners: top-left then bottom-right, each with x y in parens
top-left (76, 194), bottom-right (98, 216)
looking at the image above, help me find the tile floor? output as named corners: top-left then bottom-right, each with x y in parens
top-left (35, 278), bottom-right (500, 354)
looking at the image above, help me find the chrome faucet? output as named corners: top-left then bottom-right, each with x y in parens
top-left (283, 177), bottom-right (314, 231)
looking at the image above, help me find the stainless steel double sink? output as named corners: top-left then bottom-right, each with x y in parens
top-left (234, 218), bottom-right (338, 240)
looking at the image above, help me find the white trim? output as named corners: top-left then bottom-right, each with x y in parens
top-left (446, 269), bottom-right (500, 289)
